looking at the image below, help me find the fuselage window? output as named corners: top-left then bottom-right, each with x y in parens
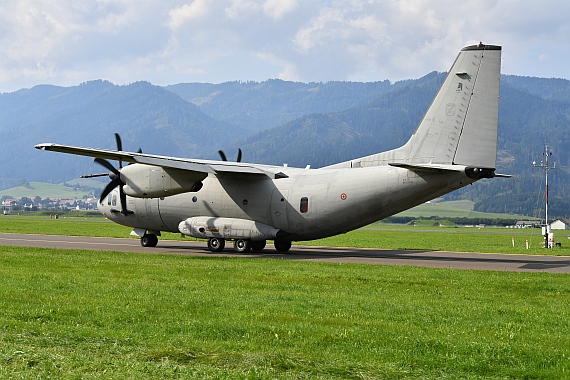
top-left (300, 197), bottom-right (309, 213)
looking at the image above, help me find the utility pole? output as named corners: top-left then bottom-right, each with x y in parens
top-left (533, 144), bottom-right (556, 248)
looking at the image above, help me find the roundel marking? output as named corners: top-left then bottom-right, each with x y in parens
top-left (340, 193), bottom-right (347, 201)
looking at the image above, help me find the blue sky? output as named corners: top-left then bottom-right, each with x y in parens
top-left (1, 0), bottom-right (569, 92)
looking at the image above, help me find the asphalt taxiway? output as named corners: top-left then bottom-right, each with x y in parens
top-left (1, 233), bottom-right (569, 273)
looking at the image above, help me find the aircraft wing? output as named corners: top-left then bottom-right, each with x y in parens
top-left (34, 143), bottom-right (280, 177)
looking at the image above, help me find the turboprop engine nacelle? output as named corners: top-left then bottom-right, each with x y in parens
top-left (120, 164), bottom-right (206, 198)
top-left (179, 217), bottom-right (280, 241)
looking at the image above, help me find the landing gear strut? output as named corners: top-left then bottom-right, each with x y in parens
top-left (141, 233), bottom-right (158, 247)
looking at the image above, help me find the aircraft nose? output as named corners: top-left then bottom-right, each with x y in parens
top-left (97, 198), bottom-right (106, 214)
top-left (97, 193), bottom-right (114, 219)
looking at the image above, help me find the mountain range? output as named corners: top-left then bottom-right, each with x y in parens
top-left (1, 74), bottom-right (569, 218)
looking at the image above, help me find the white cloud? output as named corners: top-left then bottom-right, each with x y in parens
top-left (225, 0), bottom-right (260, 21)
top-left (168, 0), bottom-right (210, 30)
top-left (1, 0), bottom-right (570, 92)
top-left (263, 0), bottom-right (297, 20)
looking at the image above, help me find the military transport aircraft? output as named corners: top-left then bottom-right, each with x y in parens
top-left (36, 43), bottom-right (503, 253)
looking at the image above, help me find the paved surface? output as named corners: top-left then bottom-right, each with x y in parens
top-left (1, 233), bottom-right (570, 273)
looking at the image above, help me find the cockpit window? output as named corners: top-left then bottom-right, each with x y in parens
top-left (111, 194), bottom-right (117, 207)
top-left (300, 197), bottom-right (308, 213)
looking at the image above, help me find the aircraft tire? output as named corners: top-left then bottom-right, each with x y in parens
top-left (274, 240), bottom-right (291, 253)
top-left (207, 237), bottom-right (225, 252)
top-left (251, 240), bottom-right (266, 252)
top-left (233, 239), bottom-right (252, 253)
top-left (141, 234), bottom-right (158, 247)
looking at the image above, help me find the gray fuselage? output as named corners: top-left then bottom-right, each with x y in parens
top-left (100, 164), bottom-right (474, 241)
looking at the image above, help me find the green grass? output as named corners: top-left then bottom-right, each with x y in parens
top-left (301, 226), bottom-right (570, 255)
top-left (395, 202), bottom-right (529, 220)
top-left (0, 215), bottom-right (133, 237)
top-left (0, 246), bottom-right (569, 379)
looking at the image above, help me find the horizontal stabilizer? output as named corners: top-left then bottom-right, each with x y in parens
top-left (390, 162), bottom-right (502, 180)
top-left (389, 162), bottom-right (465, 172)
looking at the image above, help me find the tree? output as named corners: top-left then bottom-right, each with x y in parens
top-left (18, 179), bottom-right (32, 189)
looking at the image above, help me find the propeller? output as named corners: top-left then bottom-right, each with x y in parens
top-left (218, 148), bottom-right (242, 162)
top-left (85, 133), bottom-right (132, 215)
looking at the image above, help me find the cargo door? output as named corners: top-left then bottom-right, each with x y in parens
top-left (144, 197), bottom-right (167, 231)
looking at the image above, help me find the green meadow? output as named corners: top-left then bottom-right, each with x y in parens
top-left (0, 182), bottom-right (96, 199)
top-left (1, 215), bottom-right (569, 378)
top-left (0, 246), bottom-right (569, 379)
top-left (395, 200), bottom-right (528, 220)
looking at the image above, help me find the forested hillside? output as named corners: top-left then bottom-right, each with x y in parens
top-left (0, 80), bottom-right (243, 187)
top-left (1, 74), bottom-right (569, 217)
top-left (232, 72), bottom-right (445, 168)
top-left (166, 79), bottom-right (399, 132)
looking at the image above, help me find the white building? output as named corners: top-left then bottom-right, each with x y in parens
top-left (550, 219), bottom-right (570, 230)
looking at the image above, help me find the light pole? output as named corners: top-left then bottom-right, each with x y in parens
top-left (533, 144), bottom-right (556, 248)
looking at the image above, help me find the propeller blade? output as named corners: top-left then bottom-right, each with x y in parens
top-left (91, 133), bottom-right (133, 215)
top-left (114, 133), bottom-right (123, 152)
top-left (94, 158), bottom-right (120, 176)
top-left (99, 178), bottom-right (122, 203)
top-left (115, 133), bottom-right (123, 168)
top-left (119, 185), bottom-right (128, 215)
top-left (219, 149), bottom-right (242, 162)
top-left (80, 173), bottom-right (109, 178)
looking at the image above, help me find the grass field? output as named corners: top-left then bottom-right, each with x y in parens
top-left (0, 246), bottom-right (569, 379)
top-left (395, 200), bottom-right (530, 220)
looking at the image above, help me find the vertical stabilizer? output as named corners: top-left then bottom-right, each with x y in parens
top-left (326, 44), bottom-right (502, 170)
top-left (402, 43), bottom-right (501, 168)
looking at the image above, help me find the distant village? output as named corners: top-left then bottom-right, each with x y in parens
top-left (1, 195), bottom-right (99, 212)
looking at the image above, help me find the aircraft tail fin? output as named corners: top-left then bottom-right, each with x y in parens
top-left (415, 44), bottom-right (501, 168)
top-left (394, 43), bottom-right (501, 168)
top-left (326, 43), bottom-right (501, 171)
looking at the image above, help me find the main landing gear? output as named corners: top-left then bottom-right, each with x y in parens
top-left (206, 238), bottom-right (289, 253)
top-left (140, 233), bottom-right (158, 247)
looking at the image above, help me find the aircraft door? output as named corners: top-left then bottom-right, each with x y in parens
top-left (270, 189), bottom-right (289, 230)
top-left (143, 197), bottom-right (167, 231)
